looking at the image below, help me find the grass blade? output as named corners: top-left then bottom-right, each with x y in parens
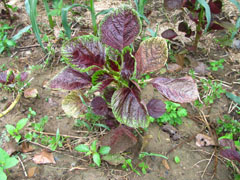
top-left (62, 4), bottom-right (88, 38)
top-left (197, 0), bottom-right (211, 32)
top-left (12, 25), bottom-right (32, 41)
top-left (25, 0), bottom-right (45, 50)
top-left (43, 0), bottom-right (54, 29)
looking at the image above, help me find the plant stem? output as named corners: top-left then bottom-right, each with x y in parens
top-left (2, 0), bottom-right (12, 23)
top-left (43, 0), bottom-right (54, 29)
top-left (90, 0), bottom-right (97, 36)
top-left (193, 6), bottom-right (204, 51)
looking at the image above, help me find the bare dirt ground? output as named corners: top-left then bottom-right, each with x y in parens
top-left (0, 0), bottom-right (239, 180)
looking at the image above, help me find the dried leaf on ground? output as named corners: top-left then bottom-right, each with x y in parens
top-left (194, 62), bottom-right (209, 75)
top-left (21, 142), bottom-right (34, 153)
top-left (27, 167), bottom-right (38, 178)
top-left (140, 134), bottom-right (153, 152)
top-left (2, 140), bottom-right (18, 155)
top-left (162, 159), bottom-right (170, 170)
top-left (33, 150), bottom-right (56, 164)
top-left (100, 126), bottom-right (137, 154)
top-left (162, 124), bottom-right (181, 141)
top-left (24, 88), bottom-right (38, 98)
top-left (167, 63), bottom-right (182, 73)
top-left (195, 134), bottom-right (215, 147)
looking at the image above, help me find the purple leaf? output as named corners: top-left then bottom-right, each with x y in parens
top-left (0, 70), bottom-right (14, 84)
top-left (105, 117), bottom-right (119, 129)
top-left (178, 21), bottom-right (193, 37)
top-left (20, 72), bottom-right (28, 81)
top-left (111, 85), bottom-right (149, 128)
top-left (220, 149), bottom-right (240, 162)
top-left (91, 96), bottom-right (108, 116)
top-left (100, 125), bottom-right (137, 153)
top-left (49, 67), bottom-right (91, 90)
top-left (62, 35), bottom-right (105, 69)
top-left (99, 5), bottom-right (141, 51)
top-left (151, 76), bottom-right (199, 103)
top-left (164, 0), bottom-right (184, 10)
top-left (209, 0), bottom-right (222, 14)
top-left (92, 70), bottom-right (114, 91)
top-left (135, 37), bottom-right (168, 75)
top-left (147, 99), bottom-right (166, 118)
top-left (121, 51), bottom-right (135, 79)
top-left (161, 29), bottom-right (178, 40)
top-left (209, 21), bottom-right (224, 30)
top-left (219, 139), bottom-right (236, 150)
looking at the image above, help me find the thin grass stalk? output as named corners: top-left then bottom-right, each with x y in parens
top-left (43, 0), bottom-right (54, 29)
top-left (90, 0), bottom-right (97, 36)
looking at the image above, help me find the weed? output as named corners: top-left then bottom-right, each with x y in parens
top-left (216, 115), bottom-right (240, 135)
top-left (0, 148), bottom-right (18, 180)
top-left (122, 159), bottom-right (141, 176)
top-left (138, 152), bottom-right (168, 160)
top-left (174, 156), bottom-right (180, 164)
top-left (138, 161), bottom-right (149, 174)
top-left (48, 128), bottom-right (65, 151)
top-left (75, 140), bottom-right (111, 167)
top-left (0, 23), bottom-right (16, 55)
top-left (208, 59), bottom-right (225, 71)
top-left (153, 101), bottom-right (188, 126)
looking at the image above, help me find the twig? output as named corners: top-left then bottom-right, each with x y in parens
top-left (17, 156), bottom-right (28, 177)
top-left (201, 150), bottom-right (215, 179)
top-left (16, 44), bottom-right (41, 49)
top-left (0, 92), bottom-right (22, 118)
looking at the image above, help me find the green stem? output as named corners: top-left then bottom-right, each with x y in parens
top-left (43, 0), bottom-right (54, 29)
top-left (194, 6), bottom-right (204, 51)
top-left (90, 0), bottom-right (97, 35)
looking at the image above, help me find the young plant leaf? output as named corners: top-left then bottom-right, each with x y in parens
top-left (197, 0), bottom-right (211, 32)
top-left (102, 153), bottom-right (125, 165)
top-left (0, 70), bottom-right (14, 84)
top-left (111, 86), bottom-right (149, 128)
top-left (75, 144), bottom-right (90, 153)
top-left (91, 96), bottom-right (108, 116)
top-left (3, 157), bottom-right (19, 169)
top-left (161, 29), bottom-right (178, 40)
top-left (16, 118), bottom-right (28, 130)
top-left (91, 140), bottom-right (97, 152)
top-left (151, 76), bottom-right (199, 103)
top-left (93, 152), bottom-right (101, 166)
top-left (49, 67), bottom-right (91, 90)
top-left (146, 99), bottom-right (166, 118)
top-left (62, 35), bottom-right (106, 70)
top-left (0, 168), bottom-right (7, 180)
top-left (99, 146), bottom-right (111, 155)
top-left (135, 37), bottom-right (168, 75)
top-left (121, 51), bottom-right (135, 79)
top-left (99, 5), bottom-right (141, 51)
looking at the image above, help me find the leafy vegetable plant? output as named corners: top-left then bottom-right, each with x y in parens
top-left (6, 118), bottom-right (28, 142)
top-left (162, 0), bottom-right (225, 51)
top-left (75, 140), bottom-right (110, 166)
top-left (0, 148), bottom-right (18, 180)
top-left (49, 5), bottom-right (199, 130)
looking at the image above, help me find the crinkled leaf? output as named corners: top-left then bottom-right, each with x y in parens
top-left (49, 67), bottom-right (91, 90)
top-left (102, 154), bottom-right (125, 165)
top-left (99, 5), bottom-right (141, 51)
top-left (63, 35), bottom-right (105, 70)
top-left (20, 72), bottom-right (28, 81)
top-left (151, 76), bottom-right (199, 103)
top-left (164, 0), bottom-right (184, 10)
top-left (100, 126), bottom-right (137, 153)
top-left (161, 29), bottom-right (178, 40)
top-left (33, 150), bottom-right (56, 164)
top-left (147, 99), bottom-right (166, 118)
top-left (62, 91), bottom-right (86, 118)
top-left (209, 0), bottom-right (222, 14)
top-left (91, 70), bottom-right (114, 91)
top-left (220, 149), bottom-right (240, 162)
top-left (103, 87), bottom-right (116, 103)
top-left (91, 96), bottom-right (108, 116)
top-left (0, 70), bottom-right (14, 84)
top-left (135, 37), bottom-right (168, 75)
top-left (111, 86), bottom-right (149, 128)
top-left (121, 51), bottom-right (135, 79)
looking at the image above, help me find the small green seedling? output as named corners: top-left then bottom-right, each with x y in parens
top-left (0, 148), bottom-right (18, 180)
top-left (174, 156), bottom-right (180, 164)
top-left (75, 140), bottom-right (110, 167)
top-left (138, 161), bottom-right (149, 175)
top-left (0, 23), bottom-right (16, 55)
top-left (122, 159), bottom-right (141, 176)
top-left (155, 101), bottom-right (187, 126)
top-left (5, 118), bottom-right (28, 142)
top-left (208, 59), bottom-right (225, 71)
top-left (48, 128), bottom-right (65, 151)
top-left (216, 115), bottom-right (240, 135)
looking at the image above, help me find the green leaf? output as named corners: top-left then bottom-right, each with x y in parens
top-left (12, 25), bottom-right (32, 41)
top-left (102, 154), bottom-right (125, 166)
top-left (5, 125), bottom-right (16, 136)
top-left (61, 4), bottom-right (88, 38)
top-left (177, 108), bottom-right (187, 117)
top-left (226, 92), bottom-right (240, 105)
top-left (93, 152), bottom-right (101, 167)
top-left (6, 40), bottom-right (16, 47)
top-left (75, 144), bottom-right (90, 153)
top-left (174, 156), bottom-right (180, 164)
top-left (99, 146), bottom-right (111, 155)
top-left (16, 118), bottom-right (28, 130)
top-left (0, 168), bottom-right (7, 180)
top-left (0, 148), bottom-right (10, 162)
top-left (3, 157), bottom-right (18, 169)
top-left (91, 140), bottom-right (97, 152)
top-left (197, 0), bottom-right (211, 32)
top-left (15, 135), bottom-right (21, 142)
